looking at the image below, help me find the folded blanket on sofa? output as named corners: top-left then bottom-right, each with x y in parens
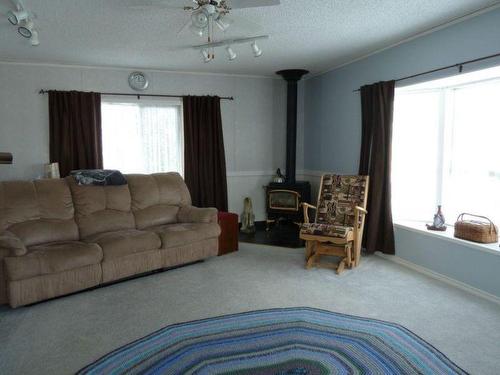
top-left (70, 169), bottom-right (127, 186)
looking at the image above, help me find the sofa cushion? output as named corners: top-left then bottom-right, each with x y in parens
top-left (0, 179), bottom-right (79, 246)
top-left (4, 241), bottom-right (103, 281)
top-left (85, 229), bottom-right (161, 260)
top-left (126, 173), bottom-right (192, 229)
top-left (148, 223), bottom-right (221, 249)
top-left (0, 231), bottom-right (27, 256)
top-left (67, 177), bottom-right (135, 238)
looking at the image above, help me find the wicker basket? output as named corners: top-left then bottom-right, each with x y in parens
top-left (454, 213), bottom-right (498, 244)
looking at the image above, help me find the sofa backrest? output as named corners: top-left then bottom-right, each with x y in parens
top-left (0, 179), bottom-right (79, 246)
top-left (126, 173), bottom-right (192, 229)
top-left (67, 177), bottom-right (135, 238)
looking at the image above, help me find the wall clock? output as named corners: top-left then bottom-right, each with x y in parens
top-left (128, 71), bottom-right (149, 91)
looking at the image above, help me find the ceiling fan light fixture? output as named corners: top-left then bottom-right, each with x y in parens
top-left (18, 19), bottom-right (34, 39)
top-left (226, 46), bottom-right (237, 61)
top-left (6, 9), bottom-right (29, 25)
top-left (251, 41), bottom-right (262, 57)
top-left (191, 9), bottom-right (208, 29)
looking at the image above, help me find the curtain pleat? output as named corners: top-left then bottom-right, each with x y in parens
top-left (183, 96), bottom-right (228, 211)
top-left (359, 81), bottom-right (396, 254)
top-left (49, 91), bottom-right (103, 177)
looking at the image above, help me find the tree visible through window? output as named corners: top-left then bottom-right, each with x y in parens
top-left (392, 66), bottom-right (500, 225)
top-left (101, 98), bottom-right (183, 175)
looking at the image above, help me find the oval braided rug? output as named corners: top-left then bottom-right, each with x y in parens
top-left (78, 307), bottom-right (467, 375)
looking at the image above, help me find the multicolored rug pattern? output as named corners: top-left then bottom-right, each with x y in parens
top-left (78, 307), bottom-right (467, 375)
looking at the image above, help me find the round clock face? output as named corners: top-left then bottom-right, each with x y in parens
top-left (128, 71), bottom-right (149, 91)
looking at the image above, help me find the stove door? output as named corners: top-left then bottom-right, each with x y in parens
top-left (268, 189), bottom-right (300, 211)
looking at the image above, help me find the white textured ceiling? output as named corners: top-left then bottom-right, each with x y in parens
top-left (0, 0), bottom-right (498, 76)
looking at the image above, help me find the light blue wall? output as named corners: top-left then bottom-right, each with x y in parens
top-left (304, 8), bottom-right (500, 172)
top-left (395, 227), bottom-right (500, 298)
top-left (303, 8), bottom-right (500, 298)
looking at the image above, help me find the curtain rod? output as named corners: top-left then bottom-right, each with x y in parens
top-left (353, 51), bottom-right (500, 92)
top-left (38, 90), bottom-right (234, 101)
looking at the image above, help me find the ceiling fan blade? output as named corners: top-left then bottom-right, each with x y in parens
top-left (176, 17), bottom-right (192, 36)
top-left (228, 0), bottom-right (280, 9)
top-left (121, 0), bottom-right (190, 10)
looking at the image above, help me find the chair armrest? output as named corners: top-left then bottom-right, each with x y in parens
top-left (354, 206), bottom-right (368, 230)
top-left (354, 206), bottom-right (367, 215)
top-left (301, 203), bottom-right (317, 224)
top-left (0, 231), bottom-right (27, 257)
top-left (178, 206), bottom-right (218, 224)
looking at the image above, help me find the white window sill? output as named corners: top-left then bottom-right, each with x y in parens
top-left (394, 221), bottom-right (500, 257)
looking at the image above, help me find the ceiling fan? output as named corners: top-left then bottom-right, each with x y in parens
top-left (125, 0), bottom-right (280, 62)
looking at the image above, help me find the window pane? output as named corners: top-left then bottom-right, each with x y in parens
top-left (442, 82), bottom-right (500, 224)
top-left (101, 100), bottom-right (183, 175)
top-left (392, 91), bottom-right (442, 222)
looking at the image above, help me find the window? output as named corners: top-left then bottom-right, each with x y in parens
top-left (101, 97), bottom-right (183, 175)
top-left (392, 66), bottom-right (500, 225)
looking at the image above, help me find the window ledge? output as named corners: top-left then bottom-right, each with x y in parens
top-left (394, 221), bottom-right (500, 257)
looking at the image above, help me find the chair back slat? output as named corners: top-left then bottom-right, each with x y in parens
top-left (315, 175), bottom-right (369, 227)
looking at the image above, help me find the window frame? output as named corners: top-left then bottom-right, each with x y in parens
top-left (393, 71), bottom-right (500, 225)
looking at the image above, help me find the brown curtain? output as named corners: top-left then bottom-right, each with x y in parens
top-left (359, 81), bottom-right (396, 254)
top-left (183, 95), bottom-right (228, 211)
top-left (49, 90), bottom-right (103, 177)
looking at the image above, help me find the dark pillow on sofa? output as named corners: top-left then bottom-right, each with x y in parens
top-left (70, 169), bottom-right (127, 186)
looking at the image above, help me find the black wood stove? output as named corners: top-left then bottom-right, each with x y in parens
top-left (265, 69), bottom-right (311, 230)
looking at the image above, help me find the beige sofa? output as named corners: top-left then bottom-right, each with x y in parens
top-left (0, 173), bottom-right (220, 308)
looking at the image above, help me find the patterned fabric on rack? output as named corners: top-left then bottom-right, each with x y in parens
top-left (300, 223), bottom-right (352, 238)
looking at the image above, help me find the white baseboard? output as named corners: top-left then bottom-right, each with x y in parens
top-left (375, 252), bottom-right (500, 306)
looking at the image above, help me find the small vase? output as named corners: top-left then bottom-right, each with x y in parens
top-left (426, 205), bottom-right (447, 231)
top-left (433, 205), bottom-right (445, 228)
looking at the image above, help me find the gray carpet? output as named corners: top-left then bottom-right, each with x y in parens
top-left (1, 243), bottom-right (499, 374)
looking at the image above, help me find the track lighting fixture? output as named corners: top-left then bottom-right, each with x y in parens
top-left (5, 2), bottom-right (40, 47)
top-left (226, 46), bottom-right (237, 61)
top-left (194, 35), bottom-right (268, 63)
top-left (6, 9), bottom-right (28, 25)
top-left (251, 42), bottom-right (262, 57)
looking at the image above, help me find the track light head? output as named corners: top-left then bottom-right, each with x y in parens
top-left (226, 46), bottom-right (237, 61)
top-left (6, 9), bottom-right (29, 25)
top-left (18, 19), bottom-right (34, 39)
top-left (251, 42), bottom-right (262, 57)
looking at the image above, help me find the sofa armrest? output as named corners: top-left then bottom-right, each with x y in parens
top-left (0, 231), bottom-right (27, 257)
top-left (178, 206), bottom-right (218, 224)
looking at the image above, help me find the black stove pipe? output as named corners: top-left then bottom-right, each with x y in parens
top-left (276, 69), bottom-right (309, 184)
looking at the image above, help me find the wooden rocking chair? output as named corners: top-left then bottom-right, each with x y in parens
top-left (299, 174), bottom-right (369, 274)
